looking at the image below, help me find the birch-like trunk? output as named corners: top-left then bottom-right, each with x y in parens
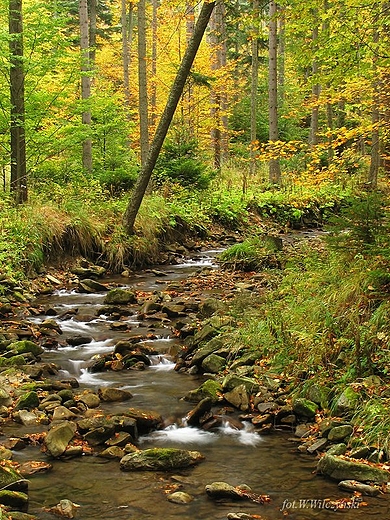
top-left (268, 0), bottom-right (281, 184)
top-left (79, 0), bottom-right (92, 173)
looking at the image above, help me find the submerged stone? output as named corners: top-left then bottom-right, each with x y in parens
top-left (120, 448), bottom-right (204, 471)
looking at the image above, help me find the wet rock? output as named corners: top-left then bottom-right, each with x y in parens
top-left (45, 421), bottom-right (77, 457)
top-left (185, 397), bottom-right (213, 426)
top-left (106, 431), bottom-right (133, 447)
top-left (0, 465), bottom-right (27, 491)
top-left (292, 398), bottom-right (318, 419)
top-left (327, 424), bottom-right (353, 442)
top-left (0, 387), bottom-right (12, 407)
top-left (47, 499), bottom-right (80, 518)
top-left (6, 341), bottom-right (44, 358)
top-left (189, 337), bottom-right (224, 366)
top-left (123, 409), bottom-right (161, 434)
top-left (192, 324), bottom-right (219, 348)
top-left (3, 438), bottom-right (26, 451)
top-left (307, 438), bottom-right (327, 454)
top-left (52, 406), bottom-right (78, 421)
top-left (83, 425), bottom-right (116, 446)
top-left (15, 391), bottom-right (40, 411)
top-left (161, 304), bottom-right (186, 318)
top-left (305, 383), bottom-right (330, 408)
top-left (222, 374), bottom-right (259, 394)
top-left (251, 414), bottom-right (272, 427)
top-left (7, 512), bottom-right (37, 520)
top-left (14, 410), bottom-right (39, 426)
top-left (205, 482), bottom-right (249, 500)
top-left (98, 387), bottom-right (133, 402)
top-left (104, 289), bottom-right (136, 305)
top-left (224, 385), bottom-right (249, 412)
top-left (0, 490), bottom-right (28, 511)
top-left (349, 446), bottom-right (371, 459)
top-left (230, 351), bottom-right (261, 371)
top-left (77, 391), bottom-right (100, 409)
top-left (78, 279), bottom-right (108, 293)
top-left (184, 379), bottom-right (223, 404)
top-left (120, 448), bottom-right (204, 471)
top-left (317, 454), bottom-right (390, 483)
top-left (227, 514), bottom-right (259, 520)
top-left (338, 479), bottom-right (381, 496)
top-left (67, 335), bottom-right (93, 347)
top-left (202, 354), bottom-right (225, 373)
top-left (167, 491), bottom-right (193, 504)
top-left (19, 461), bottom-right (52, 477)
top-left (98, 446), bottom-right (125, 459)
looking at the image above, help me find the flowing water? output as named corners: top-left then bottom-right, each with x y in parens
top-left (10, 249), bottom-right (390, 519)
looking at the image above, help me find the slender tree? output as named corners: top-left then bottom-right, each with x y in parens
top-left (138, 0), bottom-right (149, 166)
top-left (121, 0), bottom-right (135, 111)
top-left (268, 0), bottom-right (281, 184)
top-left (79, 0), bottom-right (92, 172)
top-left (9, 0), bottom-right (27, 203)
top-left (123, 1), bottom-right (216, 235)
top-left (249, 0), bottom-right (259, 178)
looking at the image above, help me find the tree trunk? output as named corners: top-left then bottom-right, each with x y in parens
top-left (9, 0), bottom-right (27, 203)
top-left (185, 3), bottom-right (195, 135)
top-left (368, 20), bottom-right (380, 188)
top-left (89, 0), bottom-right (97, 69)
top-left (249, 0), bottom-right (259, 178)
top-left (138, 0), bottom-right (149, 166)
top-left (79, 0), bottom-right (92, 173)
top-left (122, 0), bottom-right (134, 111)
top-left (309, 22), bottom-right (320, 147)
top-left (150, 0), bottom-right (158, 130)
top-left (268, 0), bottom-right (281, 184)
top-left (123, 1), bottom-right (216, 235)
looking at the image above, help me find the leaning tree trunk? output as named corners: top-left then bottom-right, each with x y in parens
top-left (123, 1), bottom-right (216, 235)
top-left (9, 0), bottom-right (27, 203)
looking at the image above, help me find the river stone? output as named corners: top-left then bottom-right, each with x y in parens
top-left (77, 391), bottom-right (100, 408)
top-left (292, 398), bottom-right (318, 418)
top-left (98, 446), bottom-right (125, 459)
top-left (317, 454), bottom-right (390, 483)
top-left (185, 397), bottom-right (213, 426)
top-left (189, 337), bottom-right (224, 366)
top-left (120, 448), bottom-right (204, 471)
top-left (122, 409), bottom-right (161, 434)
top-left (192, 324), bottom-right (219, 348)
top-left (227, 514), bottom-right (257, 520)
top-left (14, 410), bottom-right (39, 426)
top-left (67, 335), bottom-right (93, 347)
top-left (7, 341), bottom-right (44, 357)
top-left (48, 499), bottom-right (80, 519)
top-left (222, 374), bottom-right (260, 393)
top-left (230, 351), bottom-right (261, 371)
top-left (338, 480), bottom-right (380, 496)
top-left (3, 513), bottom-right (37, 520)
top-left (333, 386), bottom-right (360, 416)
top-left (52, 406), bottom-right (77, 421)
top-left (0, 490), bottom-right (28, 511)
top-left (205, 481), bottom-right (249, 500)
top-left (167, 492), bottom-right (193, 504)
top-left (202, 354), bottom-right (226, 373)
top-left (45, 421), bottom-right (77, 457)
top-left (224, 385), bottom-right (249, 412)
top-left (326, 443), bottom-right (347, 456)
top-left (78, 279), bottom-right (108, 293)
top-left (327, 424), bottom-right (353, 442)
top-left (104, 289), bottom-right (136, 305)
top-left (19, 461), bottom-right (52, 477)
top-left (98, 387), bottom-right (133, 402)
top-left (307, 438), bottom-right (327, 454)
top-left (0, 387), bottom-right (12, 406)
top-left (0, 446), bottom-right (12, 460)
top-left (83, 425), bottom-right (116, 446)
top-left (106, 431), bottom-right (132, 447)
top-left (184, 379), bottom-right (223, 404)
top-left (15, 391), bottom-right (40, 411)
top-left (305, 383), bottom-right (330, 408)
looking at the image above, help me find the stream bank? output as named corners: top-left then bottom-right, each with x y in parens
top-left (0, 235), bottom-right (388, 519)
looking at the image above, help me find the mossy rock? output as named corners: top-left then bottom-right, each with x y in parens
top-left (0, 490), bottom-right (28, 510)
top-left (184, 379), bottom-right (222, 403)
top-left (120, 448), bottom-right (204, 471)
top-left (104, 289), bottom-right (136, 305)
top-left (333, 386), bottom-right (360, 416)
top-left (317, 454), bottom-right (390, 483)
top-left (0, 465), bottom-right (27, 491)
top-left (6, 341), bottom-right (44, 357)
top-left (292, 397), bottom-right (318, 418)
top-left (15, 391), bottom-right (40, 411)
top-left (222, 374), bottom-right (260, 393)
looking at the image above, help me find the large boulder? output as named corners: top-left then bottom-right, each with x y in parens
top-left (120, 448), bottom-right (204, 471)
top-left (317, 454), bottom-right (390, 483)
top-left (98, 387), bottom-right (133, 402)
top-left (292, 398), bottom-right (318, 419)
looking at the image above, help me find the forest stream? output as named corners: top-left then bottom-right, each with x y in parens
top-left (3, 247), bottom-right (390, 520)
